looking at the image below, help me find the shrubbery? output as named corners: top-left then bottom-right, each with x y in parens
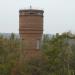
top-left (0, 32), bottom-right (75, 75)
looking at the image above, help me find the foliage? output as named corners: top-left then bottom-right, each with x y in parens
top-left (0, 32), bottom-right (75, 75)
top-left (0, 33), bottom-right (21, 75)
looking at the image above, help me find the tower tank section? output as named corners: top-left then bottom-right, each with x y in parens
top-left (19, 9), bottom-right (44, 51)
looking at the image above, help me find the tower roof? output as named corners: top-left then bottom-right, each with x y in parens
top-left (19, 9), bottom-right (44, 13)
top-left (19, 9), bottom-right (44, 16)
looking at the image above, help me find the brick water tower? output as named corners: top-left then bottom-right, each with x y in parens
top-left (19, 8), bottom-right (44, 58)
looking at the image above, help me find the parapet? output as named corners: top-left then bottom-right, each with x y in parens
top-left (19, 9), bottom-right (44, 16)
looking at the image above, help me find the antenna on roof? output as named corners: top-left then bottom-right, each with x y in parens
top-left (29, 0), bottom-right (32, 9)
top-left (30, 5), bottom-right (32, 9)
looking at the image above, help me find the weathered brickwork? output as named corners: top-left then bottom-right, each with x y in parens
top-left (19, 9), bottom-right (44, 58)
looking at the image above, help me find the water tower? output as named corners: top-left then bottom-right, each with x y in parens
top-left (19, 8), bottom-right (44, 58)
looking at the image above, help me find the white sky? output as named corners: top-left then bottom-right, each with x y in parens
top-left (0, 0), bottom-right (75, 34)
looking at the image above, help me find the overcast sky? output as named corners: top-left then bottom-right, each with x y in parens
top-left (0, 0), bottom-right (75, 34)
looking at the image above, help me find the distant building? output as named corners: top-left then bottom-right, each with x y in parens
top-left (19, 9), bottom-right (44, 58)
